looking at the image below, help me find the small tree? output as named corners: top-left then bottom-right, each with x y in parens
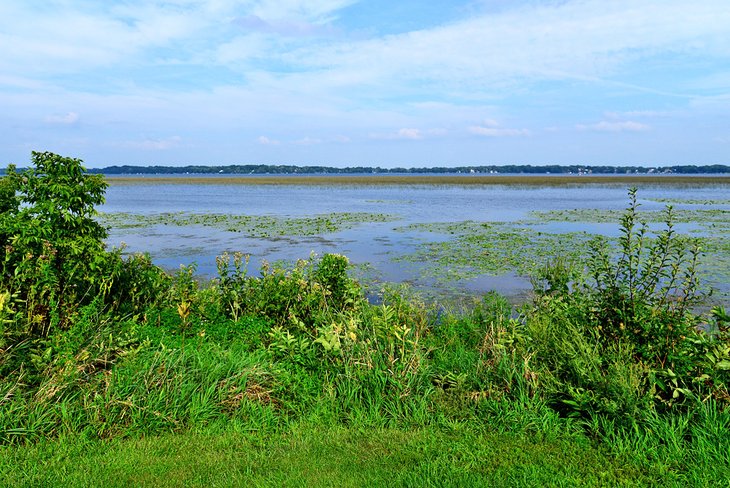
top-left (1, 152), bottom-right (108, 334)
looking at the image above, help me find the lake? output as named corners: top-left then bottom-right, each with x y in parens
top-left (100, 175), bottom-right (730, 303)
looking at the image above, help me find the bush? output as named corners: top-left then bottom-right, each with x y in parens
top-left (0, 153), bottom-right (171, 381)
top-left (215, 253), bottom-right (362, 332)
top-left (520, 188), bottom-right (727, 416)
top-left (1, 152), bottom-right (108, 334)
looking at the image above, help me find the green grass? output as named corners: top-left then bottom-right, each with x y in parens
top-left (0, 423), bottom-right (695, 487)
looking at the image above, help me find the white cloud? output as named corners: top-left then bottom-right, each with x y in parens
top-left (293, 136), bottom-right (322, 145)
top-left (125, 136), bottom-right (182, 150)
top-left (231, 15), bottom-right (340, 37)
top-left (610, 110), bottom-right (673, 118)
top-left (395, 128), bottom-right (423, 140)
top-left (285, 0), bottom-right (730, 98)
top-left (44, 112), bottom-right (80, 125)
top-left (576, 120), bottom-right (649, 132)
top-left (230, 0), bottom-right (358, 24)
top-left (468, 120), bottom-right (530, 137)
top-left (370, 128), bottom-right (424, 140)
top-left (257, 135), bottom-right (280, 145)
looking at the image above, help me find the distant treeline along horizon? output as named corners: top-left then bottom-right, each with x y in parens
top-left (2, 163), bottom-right (730, 175)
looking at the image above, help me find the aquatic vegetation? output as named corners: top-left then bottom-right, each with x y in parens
top-left (390, 206), bottom-right (730, 302)
top-left (530, 207), bottom-right (730, 224)
top-left (394, 221), bottom-right (594, 282)
top-left (364, 198), bottom-right (414, 204)
top-left (98, 211), bottom-right (398, 238)
top-left (649, 198), bottom-right (730, 205)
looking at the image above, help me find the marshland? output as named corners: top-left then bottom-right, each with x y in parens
top-left (1, 153), bottom-right (729, 486)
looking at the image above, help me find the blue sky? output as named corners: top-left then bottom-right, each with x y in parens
top-left (2, 0), bottom-right (729, 168)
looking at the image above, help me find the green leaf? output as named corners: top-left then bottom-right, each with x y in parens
top-left (715, 360), bottom-right (730, 370)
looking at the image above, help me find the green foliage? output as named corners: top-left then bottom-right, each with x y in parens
top-left (587, 188), bottom-right (703, 335)
top-left (215, 253), bottom-right (362, 334)
top-left (515, 188), bottom-right (727, 418)
top-left (1, 152), bottom-right (108, 334)
top-left (531, 255), bottom-right (580, 297)
top-left (583, 189), bottom-right (714, 407)
top-left (0, 153), bottom-right (175, 382)
top-left (524, 294), bottom-right (652, 418)
top-left (215, 251), bottom-right (249, 321)
top-left (102, 250), bottom-right (171, 318)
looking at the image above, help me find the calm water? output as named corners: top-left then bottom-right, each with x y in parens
top-left (102, 180), bottom-right (730, 300)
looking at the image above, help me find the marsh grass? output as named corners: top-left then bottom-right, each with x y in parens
top-left (106, 174), bottom-right (730, 187)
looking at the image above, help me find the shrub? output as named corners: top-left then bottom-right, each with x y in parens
top-left (215, 253), bottom-right (362, 332)
top-left (1, 152), bottom-right (108, 334)
top-left (520, 188), bottom-right (724, 417)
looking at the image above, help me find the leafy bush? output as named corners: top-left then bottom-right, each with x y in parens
top-left (0, 153), bottom-right (174, 381)
top-left (519, 188), bottom-right (727, 417)
top-left (1, 152), bottom-right (108, 334)
top-left (215, 253), bottom-right (362, 333)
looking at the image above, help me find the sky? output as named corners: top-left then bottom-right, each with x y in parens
top-left (1, 0), bottom-right (730, 168)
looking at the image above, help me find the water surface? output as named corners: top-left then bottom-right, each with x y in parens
top-left (102, 180), bottom-right (730, 301)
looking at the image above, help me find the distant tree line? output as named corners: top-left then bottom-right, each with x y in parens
top-left (89, 164), bottom-right (730, 175)
top-left (3, 163), bottom-right (730, 175)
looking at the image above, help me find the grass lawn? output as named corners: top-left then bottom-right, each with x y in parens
top-left (1, 424), bottom-right (671, 487)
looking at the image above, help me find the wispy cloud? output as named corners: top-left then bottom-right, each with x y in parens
top-left (468, 120), bottom-right (530, 137)
top-left (232, 15), bottom-right (340, 37)
top-left (370, 128), bottom-right (422, 140)
top-left (393, 128), bottom-right (423, 140)
top-left (258, 136), bottom-right (281, 145)
top-left (125, 136), bottom-right (182, 150)
top-left (243, 0), bottom-right (359, 24)
top-left (369, 127), bottom-right (450, 140)
top-left (576, 120), bottom-right (650, 132)
top-left (293, 136), bottom-right (322, 145)
top-left (44, 112), bottom-right (80, 125)
top-left (286, 1), bottom-right (730, 97)
top-left (607, 110), bottom-right (674, 119)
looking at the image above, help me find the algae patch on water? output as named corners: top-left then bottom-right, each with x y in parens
top-left (98, 212), bottom-right (398, 238)
top-left (529, 208), bottom-right (730, 224)
top-left (649, 198), bottom-right (730, 205)
top-left (393, 221), bottom-right (594, 283)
